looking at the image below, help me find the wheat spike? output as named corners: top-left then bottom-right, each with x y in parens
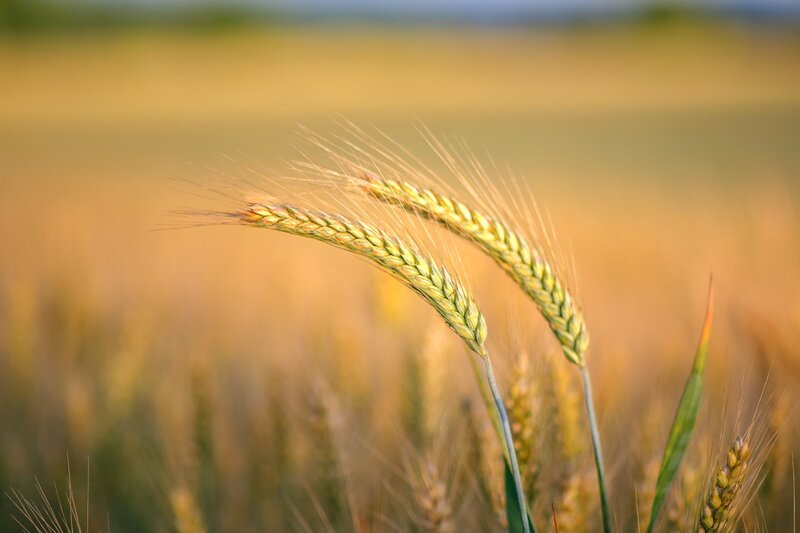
top-left (507, 352), bottom-right (539, 502)
top-left (239, 203), bottom-right (487, 356)
top-left (234, 201), bottom-right (529, 531)
top-left (698, 436), bottom-right (752, 532)
top-left (553, 471), bottom-right (595, 533)
top-left (354, 173), bottom-right (588, 366)
top-left (411, 458), bottom-right (456, 533)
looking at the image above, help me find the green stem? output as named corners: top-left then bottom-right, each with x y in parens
top-left (580, 365), bottom-right (611, 533)
top-left (483, 356), bottom-right (531, 533)
top-left (467, 352), bottom-right (507, 460)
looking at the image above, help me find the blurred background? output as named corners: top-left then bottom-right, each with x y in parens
top-left (1, 0), bottom-right (799, 531)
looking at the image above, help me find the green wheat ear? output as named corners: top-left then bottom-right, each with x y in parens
top-left (242, 203), bottom-right (487, 355)
top-left (234, 201), bottom-right (533, 533)
top-left (344, 169), bottom-right (606, 531)
top-left (355, 173), bottom-right (588, 367)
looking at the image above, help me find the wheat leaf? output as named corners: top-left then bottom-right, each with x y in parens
top-left (646, 282), bottom-right (714, 532)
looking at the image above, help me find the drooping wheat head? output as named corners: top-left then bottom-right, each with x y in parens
top-left (300, 127), bottom-right (605, 530)
top-left (229, 200), bottom-right (529, 531)
top-left (353, 172), bottom-right (588, 367)
top-left (698, 436), bottom-right (752, 532)
top-left (237, 203), bottom-right (488, 357)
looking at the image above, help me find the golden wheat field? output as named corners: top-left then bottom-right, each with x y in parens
top-left (1, 23), bottom-right (800, 532)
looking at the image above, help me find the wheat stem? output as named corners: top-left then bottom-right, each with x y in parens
top-left (469, 351), bottom-right (536, 533)
top-left (580, 366), bottom-right (611, 533)
top-left (484, 355), bottom-right (532, 533)
top-left (468, 352), bottom-right (505, 459)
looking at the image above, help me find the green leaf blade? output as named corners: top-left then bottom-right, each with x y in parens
top-left (646, 284), bottom-right (714, 532)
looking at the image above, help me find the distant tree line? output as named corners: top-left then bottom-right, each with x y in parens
top-left (0, 0), bottom-right (275, 33)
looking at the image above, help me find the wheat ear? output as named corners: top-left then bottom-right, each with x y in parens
top-left (241, 203), bottom-right (487, 354)
top-left (352, 173), bottom-right (609, 531)
top-left (698, 437), bottom-right (752, 532)
top-left (354, 173), bottom-right (588, 367)
top-left (411, 458), bottom-right (455, 533)
top-left (553, 471), bottom-right (595, 533)
top-left (507, 353), bottom-right (539, 503)
top-left (233, 202), bottom-right (531, 532)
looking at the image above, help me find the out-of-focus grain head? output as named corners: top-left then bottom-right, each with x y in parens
top-left (698, 436), bottom-right (753, 532)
